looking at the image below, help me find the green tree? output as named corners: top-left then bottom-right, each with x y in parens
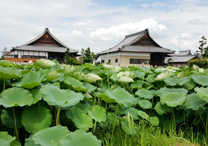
top-left (197, 36), bottom-right (208, 58)
top-left (83, 47), bottom-right (93, 63)
top-left (65, 48), bottom-right (72, 65)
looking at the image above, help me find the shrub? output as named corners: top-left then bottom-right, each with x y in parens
top-left (188, 58), bottom-right (208, 68)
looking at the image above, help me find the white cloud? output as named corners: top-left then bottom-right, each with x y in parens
top-left (71, 30), bottom-right (84, 37)
top-left (90, 18), bottom-right (167, 41)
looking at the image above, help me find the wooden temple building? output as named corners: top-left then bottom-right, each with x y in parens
top-left (3, 28), bottom-right (78, 63)
top-left (96, 29), bottom-right (175, 67)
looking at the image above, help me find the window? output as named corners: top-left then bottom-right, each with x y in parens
top-left (115, 58), bottom-right (118, 63)
top-left (108, 59), bottom-right (111, 63)
top-left (101, 60), bottom-right (105, 63)
top-left (130, 59), bottom-right (150, 64)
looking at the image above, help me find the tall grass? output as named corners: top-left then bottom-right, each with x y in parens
top-left (95, 121), bottom-right (206, 146)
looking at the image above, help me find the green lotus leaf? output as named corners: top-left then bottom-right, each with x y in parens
top-left (106, 87), bottom-right (136, 107)
top-left (118, 76), bottom-right (134, 83)
top-left (138, 99), bottom-right (152, 109)
top-left (177, 71), bottom-right (191, 78)
top-left (117, 71), bottom-right (133, 77)
top-left (63, 65), bottom-right (76, 75)
top-left (145, 74), bottom-right (156, 83)
top-left (0, 87), bottom-right (33, 107)
top-left (0, 60), bottom-right (12, 67)
top-left (184, 93), bottom-right (206, 110)
top-left (22, 106), bottom-right (52, 133)
top-left (135, 89), bottom-right (155, 100)
top-left (68, 130), bottom-right (101, 146)
top-left (25, 135), bottom-right (41, 146)
top-left (46, 71), bottom-right (60, 81)
top-left (33, 59), bottom-right (55, 69)
top-left (192, 74), bottom-right (208, 86)
top-left (183, 79), bottom-right (196, 90)
top-left (40, 85), bottom-right (84, 106)
top-left (88, 105), bottom-right (106, 122)
top-left (150, 117), bottom-right (159, 126)
top-left (131, 70), bottom-right (145, 78)
top-left (121, 107), bottom-right (139, 120)
top-left (64, 77), bottom-right (87, 92)
top-left (83, 73), bottom-right (102, 83)
top-left (1, 108), bottom-right (23, 128)
top-left (84, 83), bottom-right (97, 93)
top-left (155, 71), bottom-right (173, 81)
top-left (160, 92), bottom-right (186, 107)
top-left (101, 112), bottom-right (120, 128)
top-left (164, 76), bottom-right (190, 86)
top-left (15, 71), bottom-right (46, 89)
top-left (65, 103), bottom-right (91, 120)
top-left (0, 132), bottom-right (16, 146)
top-left (156, 87), bottom-right (188, 97)
top-left (0, 66), bottom-right (22, 80)
top-left (98, 93), bottom-right (115, 103)
top-left (110, 73), bottom-right (119, 81)
top-left (138, 110), bottom-right (149, 121)
top-left (31, 89), bottom-right (42, 104)
top-left (32, 125), bottom-right (71, 146)
top-left (130, 80), bottom-right (143, 89)
top-left (121, 119), bottom-right (137, 135)
top-left (72, 114), bottom-right (93, 131)
top-left (10, 140), bottom-right (21, 146)
top-left (154, 102), bottom-right (171, 115)
top-left (195, 87), bottom-right (208, 102)
top-left (72, 72), bottom-right (85, 80)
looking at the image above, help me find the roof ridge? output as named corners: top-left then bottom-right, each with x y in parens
top-left (125, 29), bottom-right (148, 38)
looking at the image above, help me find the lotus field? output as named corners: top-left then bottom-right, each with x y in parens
top-left (0, 59), bottom-right (208, 145)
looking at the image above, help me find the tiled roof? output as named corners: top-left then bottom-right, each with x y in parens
top-left (165, 55), bottom-right (196, 63)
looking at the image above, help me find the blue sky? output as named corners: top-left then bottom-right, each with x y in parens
top-left (0, 0), bottom-right (208, 55)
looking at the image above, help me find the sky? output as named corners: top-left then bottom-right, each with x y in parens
top-left (0, 0), bottom-right (208, 56)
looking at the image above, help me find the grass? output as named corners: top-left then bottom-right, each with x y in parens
top-left (94, 121), bottom-right (207, 146)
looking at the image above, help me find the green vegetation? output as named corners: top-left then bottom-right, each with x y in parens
top-left (0, 59), bottom-right (207, 145)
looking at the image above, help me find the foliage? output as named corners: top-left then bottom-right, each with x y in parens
top-left (64, 48), bottom-right (81, 65)
top-left (197, 36), bottom-right (208, 58)
top-left (82, 47), bottom-right (96, 64)
top-left (0, 60), bottom-right (207, 145)
top-left (188, 58), bottom-right (208, 69)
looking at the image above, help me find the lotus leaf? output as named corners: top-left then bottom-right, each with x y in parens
top-left (88, 105), bottom-right (106, 122)
top-left (10, 140), bottom-right (21, 146)
top-left (106, 87), bottom-right (136, 107)
top-left (64, 77), bottom-right (87, 92)
top-left (135, 89), bottom-right (154, 100)
top-left (138, 110), bottom-right (149, 121)
top-left (33, 59), bottom-right (55, 69)
top-left (183, 79), bottom-right (196, 90)
top-left (155, 71), bottom-right (173, 81)
top-left (30, 89), bottom-right (42, 104)
top-left (25, 135), bottom-right (41, 146)
top-left (156, 87), bottom-right (188, 97)
top-left (72, 114), bottom-right (93, 131)
top-left (138, 99), bottom-right (152, 109)
top-left (118, 76), bottom-right (134, 83)
top-left (195, 87), bottom-right (208, 102)
top-left (184, 93), bottom-right (206, 110)
top-left (121, 107), bottom-right (139, 120)
top-left (0, 87), bottom-right (33, 107)
top-left (177, 71), bottom-right (191, 78)
top-left (102, 112), bottom-right (120, 128)
top-left (130, 80), bottom-right (143, 89)
top-left (84, 73), bottom-right (102, 83)
top-left (1, 108), bottom-right (23, 128)
top-left (15, 71), bottom-right (46, 89)
top-left (121, 119), bottom-right (137, 135)
top-left (160, 92), bottom-right (186, 107)
top-left (132, 70), bottom-right (145, 79)
top-left (68, 130), bottom-right (101, 146)
top-left (0, 132), bottom-right (16, 146)
top-left (65, 103), bottom-right (91, 120)
top-left (72, 72), bottom-right (85, 80)
top-left (150, 117), bottom-right (159, 126)
top-left (98, 93), bottom-right (115, 103)
top-left (40, 85), bottom-right (84, 106)
top-left (192, 74), bottom-right (208, 86)
top-left (155, 102), bottom-right (171, 115)
top-left (0, 60), bottom-right (12, 67)
top-left (84, 83), bottom-right (97, 93)
top-left (164, 76), bottom-right (190, 86)
top-left (32, 125), bottom-right (71, 146)
top-left (22, 106), bottom-right (52, 133)
top-left (0, 66), bottom-right (22, 80)
top-left (117, 71), bottom-right (134, 77)
top-left (63, 65), bottom-right (76, 75)
top-left (46, 71), bottom-right (60, 81)
top-left (145, 74), bottom-right (156, 83)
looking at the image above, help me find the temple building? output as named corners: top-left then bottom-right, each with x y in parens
top-left (3, 28), bottom-right (78, 63)
top-left (96, 29), bottom-right (174, 67)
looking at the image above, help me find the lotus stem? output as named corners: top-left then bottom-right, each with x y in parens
top-left (93, 121), bottom-right (97, 134)
top-left (3, 80), bottom-right (5, 91)
top-left (110, 104), bottom-right (119, 144)
top-left (172, 108), bottom-right (175, 131)
top-left (12, 107), bottom-right (18, 141)
top-left (56, 106), bottom-right (61, 126)
top-left (206, 114), bottom-right (208, 142)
